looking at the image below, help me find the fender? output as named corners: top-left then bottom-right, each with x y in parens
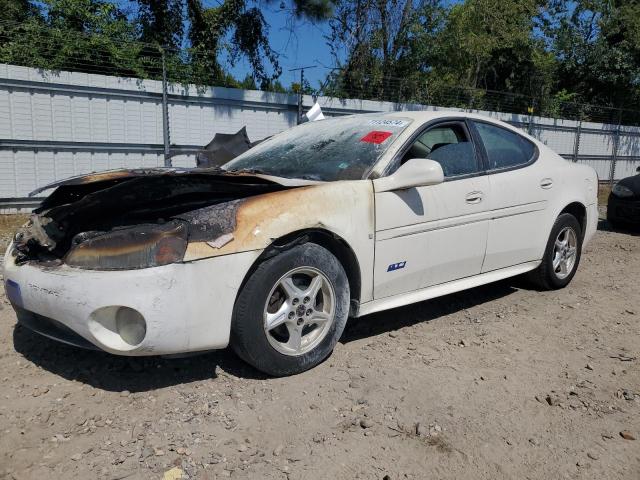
top-left (183, 180), bottom-right (377, 303)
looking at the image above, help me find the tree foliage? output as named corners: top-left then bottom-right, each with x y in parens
top-left (327, 0), bottom-right (640, 118)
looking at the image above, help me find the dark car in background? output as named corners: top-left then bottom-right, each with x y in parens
top-left (607, 167), bottom-right (640, 228)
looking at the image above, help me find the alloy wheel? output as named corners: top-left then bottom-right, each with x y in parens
top-left (263, 267), bottom-right (336, 356)
top-left (552, 226), bottom-right (578, 279)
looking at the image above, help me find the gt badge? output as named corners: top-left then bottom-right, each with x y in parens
top-left (387, 261), bottom-right (406, 272)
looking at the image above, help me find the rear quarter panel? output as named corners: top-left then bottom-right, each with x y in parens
top-left (539, 143), bottom-right (598, 249)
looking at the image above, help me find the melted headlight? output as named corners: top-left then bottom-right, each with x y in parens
top-left (65, 221), bottom-right (188, 270)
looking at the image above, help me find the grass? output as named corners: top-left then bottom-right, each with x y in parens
top-left (0, 214), bottom-right (29, 255)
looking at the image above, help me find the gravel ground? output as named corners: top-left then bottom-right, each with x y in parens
top-left (0, 218), bottom-right (638, 480)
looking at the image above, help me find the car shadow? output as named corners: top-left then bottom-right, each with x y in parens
top-left (12, 325), bottom-right (270, 392)
top-left (13, 279), bottom-right (521, 390)
top-left (340, 279), bottom-right (519, 344)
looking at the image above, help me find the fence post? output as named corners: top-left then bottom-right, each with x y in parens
top-left (161, 49), bottom-right (171, 167)
top-left (609, 109), bottom-right (622, 185)
top-left (527, 101), bottom-right (535, 135)
top-left (572, 118), bottom-right (582, 163)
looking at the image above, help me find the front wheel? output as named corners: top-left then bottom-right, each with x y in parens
top-left (527, 213), bottom-right (582, 290)
top-left (231, 243), bottom-right (350, 376)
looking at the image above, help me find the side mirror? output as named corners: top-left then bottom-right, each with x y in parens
top-left (374, 158), bottom-right (444, 192)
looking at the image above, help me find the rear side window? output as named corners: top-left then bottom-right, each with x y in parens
top-left (474, 122), bottom-right (536, 170)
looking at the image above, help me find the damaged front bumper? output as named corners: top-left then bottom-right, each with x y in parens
top-left (3, 246), bottom-right (260, 355)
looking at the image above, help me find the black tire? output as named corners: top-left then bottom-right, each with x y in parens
top-left (527, 213), bottom-right (582, 290)
top-left (230, 243), bottom-right (350, 377)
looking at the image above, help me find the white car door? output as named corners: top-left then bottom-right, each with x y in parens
top-left (373, 120), bottom-right (490, 299)
top-left (471, 120), bottom-right (553, 272)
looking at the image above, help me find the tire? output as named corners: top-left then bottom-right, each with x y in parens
top-left (230, 243), bottom-right (350, 376)
top-left (527, 213), bottom-right (582, 290)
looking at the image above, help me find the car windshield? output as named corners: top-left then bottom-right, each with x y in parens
top-left (223, 115), bottom-right (413, 181)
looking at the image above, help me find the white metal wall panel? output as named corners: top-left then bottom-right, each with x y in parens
top-left (0, 150), bottom-right (16, 197)
top-left (52, 94), bottom-right (73, 140)
top-left (613, 158), bottom-right (640, 179)
top-left (10, 91), bottom-right (34, 139)
top-left (14, 150), bottom-right (37, 194)
top-left (107, 99), bottom-right (126, 143)
top-left (90, 96), bottom-right (108, 143)
top-left (617, 133), bottom-right (640, 157)
top-left (124, 99), bottom-right (143, 143)
top-left (537, 128), bottom-right (575, 155)
top-left (55, 151), bottom-right (76, 180)
top-left (0, 89), bottom-right (12, 138)
top-left (577, 159), bottom-right (612, 180)
top-left (71, 96), bottom-right (91, 142)
top-left (142, 101), bottom-right (162, 144)
top-left (32, 92), bottom-right (53, 140)
top-left (36, 150), bottom-right (56, 187)
top-left (578, 132), bottom-right (614, 156)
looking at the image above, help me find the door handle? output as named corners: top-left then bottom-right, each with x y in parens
top-left (465, 191), bottom-right (483, 204)
top-left (540, 178), bottom-right (554, 189)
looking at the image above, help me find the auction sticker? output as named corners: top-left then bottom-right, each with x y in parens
top-left (367, 119), bottom-right (408, 127)
top-left (360, 131), bottom-right (393, 144)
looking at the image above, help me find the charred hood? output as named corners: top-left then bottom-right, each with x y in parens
top-left (12, 168), bottom-right (297, 264)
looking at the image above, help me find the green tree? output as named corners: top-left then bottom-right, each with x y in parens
top-left (543, 0), bottom-right (640, 113)
top-left (430, 0), bottom-right (552, 103)
top-left (0, 0), bottom-right (155, 78)
top-left (136, 0), bottom-right (185, 50)
top-left (325, 0), bottom-right (446, 102)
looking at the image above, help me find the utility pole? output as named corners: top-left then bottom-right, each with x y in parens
top-left (161, 48), bottom-right (171, 167)
top-left (289, 65), bottom-right (316, 124)
top-left (609, 108), bottom-right (623, 185)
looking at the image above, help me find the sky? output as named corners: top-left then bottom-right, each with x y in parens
top-left (226, 5), bottom-right (337, 88)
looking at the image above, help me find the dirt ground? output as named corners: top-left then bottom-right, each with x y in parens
top-left (0, 215), bottom-right (638, 480)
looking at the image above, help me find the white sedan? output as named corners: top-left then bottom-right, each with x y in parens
top-left (3, 111), bottom-right (598, 376)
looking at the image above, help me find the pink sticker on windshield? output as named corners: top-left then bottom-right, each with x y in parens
top-left (360, 131), bottom-right (392, 144)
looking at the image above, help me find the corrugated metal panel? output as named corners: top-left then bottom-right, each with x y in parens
top-left (578, 132), bottom-right (615, 156)
top-left (577, 158), bottom-right (613, 180)
top-left (612, 157), bottom-right (640, 179)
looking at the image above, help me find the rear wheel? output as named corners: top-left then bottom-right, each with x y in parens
top-left (231, 243), bottom-right (350, 376)
top-left (527, 213), bottom-right (582, 290)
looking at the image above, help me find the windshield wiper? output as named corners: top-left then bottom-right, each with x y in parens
top-left (224, 167), bottom-right (268, 175)
top-left (224, 168), bottom-right (322, 182)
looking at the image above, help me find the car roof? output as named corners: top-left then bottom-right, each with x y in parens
top-left (379, 109), bottom-right (510, 125)
top-left (370, 109), bottom-right (530, 138)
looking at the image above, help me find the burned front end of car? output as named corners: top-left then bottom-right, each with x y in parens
top-left (3, 169), bottom-right (290, 355)
top-left (11, 170), bottom-right (285, 270)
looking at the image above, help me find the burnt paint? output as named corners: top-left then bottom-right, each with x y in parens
top-left (183, 182), bottom-right (372, 261)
